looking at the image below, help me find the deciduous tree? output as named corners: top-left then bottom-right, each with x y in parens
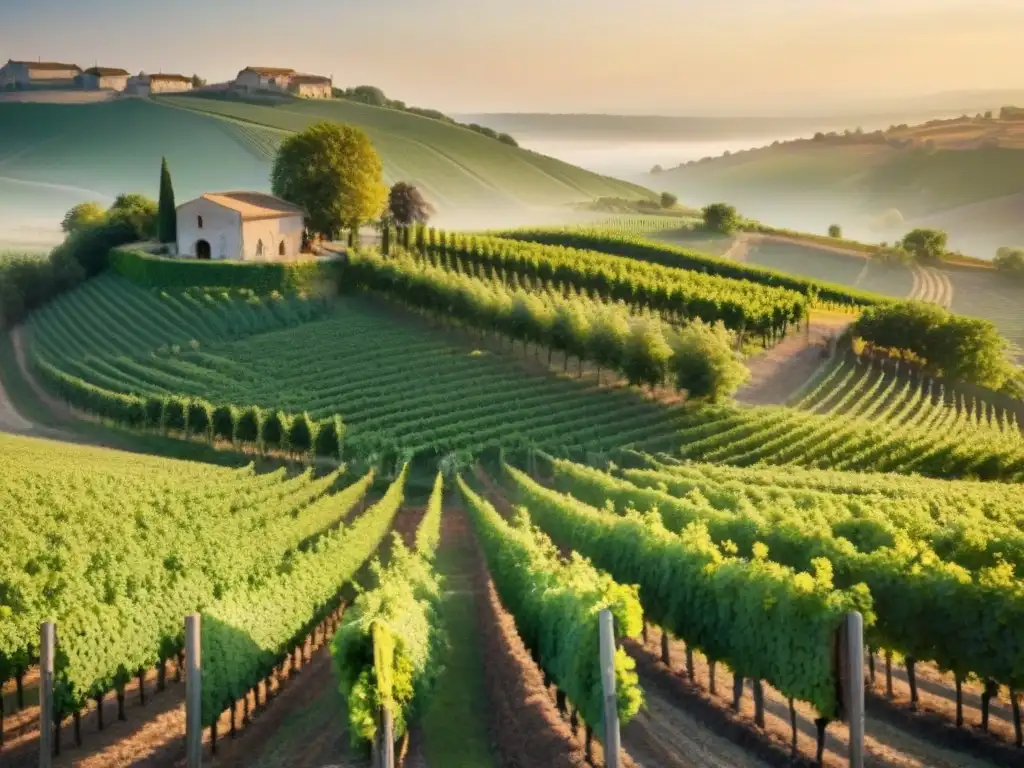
top-left (61, 202), bottom-right (106, 235)
top-left (271, 122), bottom-right (387, 239)
top-left (106, 194), bottom-right (158, 240)
top-left (900, 228), bottom-right (947, 262)
top-left (388, 182), bottom-right (434, 227)
top-left (701, 202), bottom-right (740, 234)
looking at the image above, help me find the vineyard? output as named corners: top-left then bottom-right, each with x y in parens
top-left (6, 218), bottom-right (1024, 767)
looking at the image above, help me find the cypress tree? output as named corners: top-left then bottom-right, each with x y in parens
top-left (157, 157), bottom-right (177, 244)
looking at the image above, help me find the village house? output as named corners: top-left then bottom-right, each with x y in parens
top-left (288, 74), bottom-right (333, 99)
top-left (126, 72), bottom-right (193, 96)
top-left (233, 66), bottom-right (333, 98)
top-left (175, 192), bottom-right (306, 262)
top-left (79, 66), bottom-right (130, 91)
top-left (233, 66), bottom-right (296, 92)
top-left (0, 60), bottom-right (82, 89)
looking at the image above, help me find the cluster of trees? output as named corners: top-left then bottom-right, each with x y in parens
top-left (346, 251), bottom-right (750, 401)
top-left (38, 358), bottom-right (346, 458)
top-left (272, 122), bottom-right (436, 242)
top-left (332, 85), bottom-right (517, 145)
top-left (854, 301), bottom-right (1016, 391)
top-left (0, 184), bottom-right (161, 328)
top-left (994, 246), bottom-right (1024, 275)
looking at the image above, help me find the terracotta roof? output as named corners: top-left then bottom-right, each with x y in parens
top-left (83, 67), bottom-right (130, 77)
top-left (241, 67), bottom-right (296, 77)
top-left (193, 191), bottom-right (306, 221)
top-left (7, 60), bottom-right (81, 72)
top-left (149, 73), bottom-right (191, 82)
top-left (290, 74), bottom-right (332, 85)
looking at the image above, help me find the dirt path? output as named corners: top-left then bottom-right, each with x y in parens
top-left (735, 312), bottom-right (853, 406)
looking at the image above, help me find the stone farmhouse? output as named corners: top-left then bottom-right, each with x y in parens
top-left (0, 60), bottom-right (82, 89)
top-left (126, 73), bottom-right (193, 96)
top-left (80, 66), bottom-right (130, 91)
top-left (232, 67), bottom-right (333, 99)
top-left (176, 192), bottom-right (306, 262)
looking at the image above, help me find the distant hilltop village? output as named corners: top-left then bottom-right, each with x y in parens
top-left (0, 60), bottom-right (333, 99)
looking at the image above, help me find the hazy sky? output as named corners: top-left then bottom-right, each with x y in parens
top-left (3, 0), bottom-right (1023, 114)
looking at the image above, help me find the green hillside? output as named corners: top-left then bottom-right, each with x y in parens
top-left (654, 139), bottom-right (1024, 257)
top-left (0, 96), bottom-right (652, 241)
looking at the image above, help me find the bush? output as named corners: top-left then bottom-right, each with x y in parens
top-left (162, 397), bottom-right (188, 432)
top-left (701, 202), bottom-right (741, 234)
top-left (236, 406), bottom-right (263, 446)
top-left (144, 396), bottom-right (165, 429)
top-left (994, 246), bottom-right (1024, 275)
top-left (828, 224), bottom-right (842, 238)
top-left (211, 404), bottom-right (238, 442)
top-left (287, 412), bottom-right (316, 455)
top-left (660, 191), bottom-right (678, 209)
top-left (670, 320), bottom-right (749, 402)
top-left (261, 410), bottom-right (290, 453)
top-left (186, 399), bottom-right (213, 438)
top-left (314, 415), bottom-right (346, 459)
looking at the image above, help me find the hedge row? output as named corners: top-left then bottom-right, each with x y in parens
top-left (110, 247), bottom-right (343, 294)
top-left (35, 359), bottom-right (346, 458)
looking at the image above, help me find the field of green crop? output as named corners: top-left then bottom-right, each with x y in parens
top-left (26, 276), bottom-right (690, 457)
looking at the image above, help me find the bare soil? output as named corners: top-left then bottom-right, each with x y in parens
top-left (735, 312), bottom-right (853, 406)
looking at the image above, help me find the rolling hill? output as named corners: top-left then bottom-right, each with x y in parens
top-left (0, 95), bottom-right (653, 246)
top-left (652, 113), bottom-right (1024, 257)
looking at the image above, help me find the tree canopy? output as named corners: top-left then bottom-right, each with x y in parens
top-left (106, 194), bottom-right (158, 241)
top-left (701, 202), bottom-right (741, 234)
top-left (271, 121), bottom-right (387, 238)
top-left (854, 301), bottom-right (1014, 390)
top-left (900, 228), bottom-right (948, 262)
top-left (60, 202), bottom-right (106, 235)
top-left (660, 191), bottom-right (678, 209)
top-left (994, 246), bottom-right (1024, 275)
top-left (670, 320), bottom-right (748, 402)
top-left (388, 182), bottom-right (435, 227)
top-left (828, 224), bottom-right (842, 238)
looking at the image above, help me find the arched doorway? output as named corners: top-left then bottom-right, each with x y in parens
top-left (278, 240), bottom-right (286, 257)
top-left (195, 239), bottom-right (211, 260)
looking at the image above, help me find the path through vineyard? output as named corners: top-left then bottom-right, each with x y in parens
top-left (735, 312), bottom-right (853, 406)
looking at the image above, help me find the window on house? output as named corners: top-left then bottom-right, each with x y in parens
top-left (197, 215), bottom-right (203, 229)
top-left (279, 240), bottom-right (286, 256)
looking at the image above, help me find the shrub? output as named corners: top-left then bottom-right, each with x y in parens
top-left (660, 191), bottom-right (678, 209)
top-left (670, 320), bottom-right (749, 402)
top-left (144, 396), bottom-right (165, 429)
top-left (211, 404), bottom-right (238, 442)
top-left (828, 224), bottom-right (842, 238)
top-left (994, 246), bottom-right (1024, 275)
top-left (162, 397), bottom-right (188, 432)
top-left (701, 202), bottom-right (740, 234)
top-left (261, 410), bottom-right (290, 453)
top-left (900, 228), bottom-right (948, 262)
top-left (314, 415), bottom-right (346, 459)
top-left (287, 412), bottom-right (316, 455)
top-left (186, 399), bottom-right (213, 438)
top-left (236, 406), bottom-right (263, 446)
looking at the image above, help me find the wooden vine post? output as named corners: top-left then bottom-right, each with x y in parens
top-left (837, 611), bottom-right (865, 768)
top-left (598, 609), bottom-right (622, 768)
top-left (185, 613), bottom-right (203, 768)
top-left (373, 621), bottom-right (396, 768)
top-left (39, 621), bottom-right (56, 768)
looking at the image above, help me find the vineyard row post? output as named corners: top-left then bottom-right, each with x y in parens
top-left (39, 621), bottom-right (55, 768)
top-left (840, 611), bottom-right (865, 768)
top-left (599, 608), bottom-right (621, 768)
top-left (185, 613), bottom-right (202, 768)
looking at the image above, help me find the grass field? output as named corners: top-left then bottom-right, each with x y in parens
top-left (0, 95), bottom-right (653, 243)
